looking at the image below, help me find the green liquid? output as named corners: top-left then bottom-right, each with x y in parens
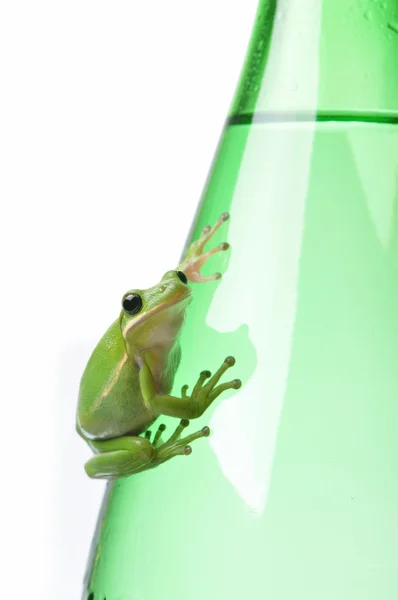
top-left (85, 115), bottom-right (398, 599)
top-left (228, 112), bottom-right (398, 125)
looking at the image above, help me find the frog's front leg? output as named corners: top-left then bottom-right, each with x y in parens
top-left (177, 212), bottom-right (230, 283)
top-left (140, 356), bottom-right (241, 420)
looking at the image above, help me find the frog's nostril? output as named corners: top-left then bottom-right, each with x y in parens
top-left (159, 285), bottom-right (166, 293)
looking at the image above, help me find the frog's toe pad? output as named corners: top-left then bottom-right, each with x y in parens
top-left (202, 426), bottom-right (210, 437)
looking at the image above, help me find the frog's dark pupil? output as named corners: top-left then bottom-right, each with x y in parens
top-left (176, 270), bottom-right (188, 284)
top-left (122, 293), bottom-right (142, 315)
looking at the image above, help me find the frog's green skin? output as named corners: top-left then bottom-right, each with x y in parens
top-left (76, 213), bottom-right (241, 479)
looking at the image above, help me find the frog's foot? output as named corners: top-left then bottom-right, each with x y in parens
top-left (152, 419), bottom-right (210, 465)
top-left (144, 423), bottom-right (167, 448)
top-left (188, 356), bottom-right (242, 417)
top-left (178, 212), bottom-right (230, 283)
top-left (147, 356), bottom-right (242, 421)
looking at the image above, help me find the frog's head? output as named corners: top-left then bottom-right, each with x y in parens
top-left (120, 270), bottom-right (192, 353)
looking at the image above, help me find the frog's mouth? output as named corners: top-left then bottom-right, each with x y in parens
top-left (122, 292), bottom-right (192, 340)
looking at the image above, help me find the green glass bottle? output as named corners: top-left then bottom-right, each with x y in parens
top-left (83, 1), bottom-right (398, 598)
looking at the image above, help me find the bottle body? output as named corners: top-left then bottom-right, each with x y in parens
top-left (83, 2), bottom-right (398, 598)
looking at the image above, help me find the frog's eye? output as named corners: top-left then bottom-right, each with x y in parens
top-left (122, 293), bottom-right (143, 315)
top-left (176, 270), bottom-right (188, 284)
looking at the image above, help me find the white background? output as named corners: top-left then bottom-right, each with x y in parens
top-left (0, 1), bottom-right (257, 598)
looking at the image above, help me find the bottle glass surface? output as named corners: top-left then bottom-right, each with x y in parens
top-left (83, 1), bottom-right (398, 598)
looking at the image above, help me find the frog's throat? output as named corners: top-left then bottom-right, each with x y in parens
top-left (121, 294), bottom-right (192, 339)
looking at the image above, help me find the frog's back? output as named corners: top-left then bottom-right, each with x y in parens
top-left (77, 319), bottom-right (155, 440)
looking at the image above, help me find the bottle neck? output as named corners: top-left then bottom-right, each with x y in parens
top-left (230, 0), bottom-right (398, 119)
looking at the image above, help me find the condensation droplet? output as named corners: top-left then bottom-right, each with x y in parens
top-left (364, 10), bottom-right (372, 20)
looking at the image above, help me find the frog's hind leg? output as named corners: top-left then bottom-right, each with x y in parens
top-left (133, 420), bottom-right (211, 474)
top-left (152, 423), bottom-right (167, 448)
top-left (143, 423), bottom-right (167, 448)
top-left (84, 435), bottom-right (154, 480)
top-left (85, 422), bottom-right (211, 478)
top-left (151, 419), bottom-right (211, 466)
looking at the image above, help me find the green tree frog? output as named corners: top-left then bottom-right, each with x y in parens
top-left (76, 213), bottom-right (241, 479)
